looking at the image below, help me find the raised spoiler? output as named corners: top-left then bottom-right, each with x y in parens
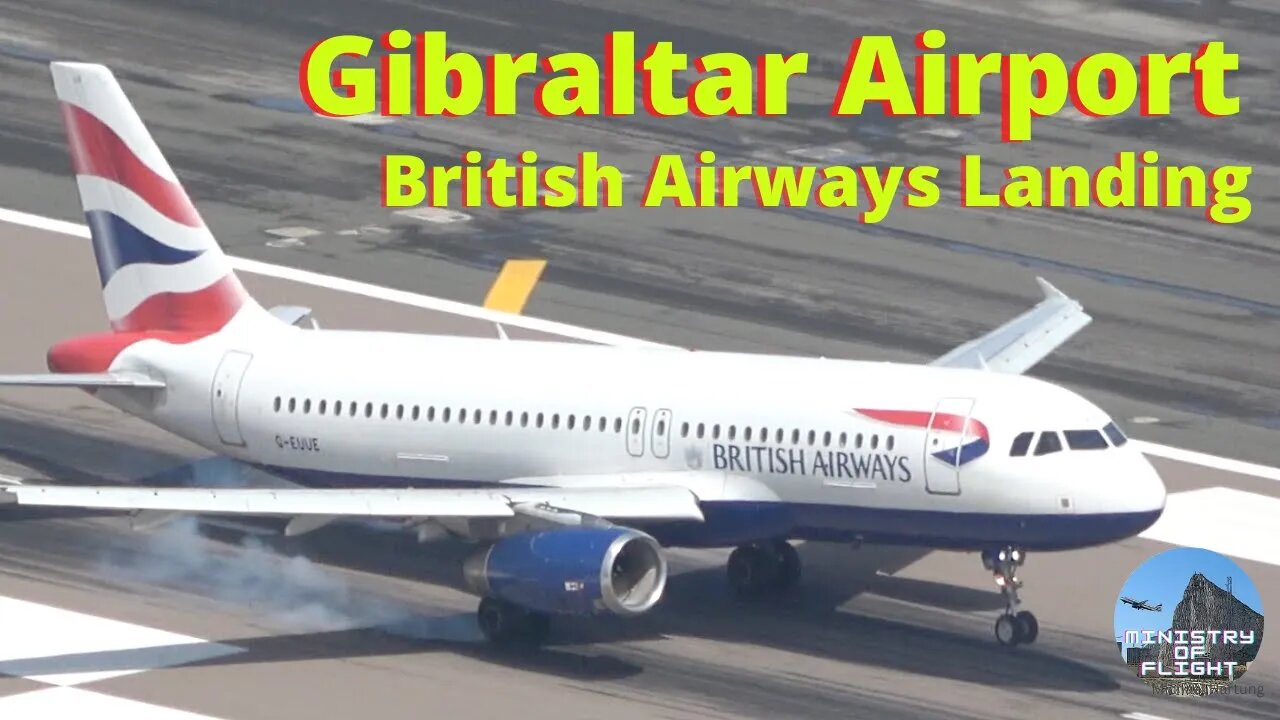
top-left (931, 277), bottom-right (1091, 375)
top-left (0, 484), bottom-right (705, 523)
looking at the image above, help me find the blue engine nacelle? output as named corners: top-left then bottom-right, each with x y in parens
top-left (462, 526), bottom-right (668, 616)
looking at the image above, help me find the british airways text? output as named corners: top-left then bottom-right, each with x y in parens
top-left (712, 444), bottom-right (912, 481)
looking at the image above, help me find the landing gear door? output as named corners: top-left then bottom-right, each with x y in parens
top-left (923, 397), bottom-right (976, 495)
top-left (212, 350), bottom-right (253, 447)
top-left (626, 407), bottom-right (647, 457)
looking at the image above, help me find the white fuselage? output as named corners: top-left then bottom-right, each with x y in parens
top-left (102, 316), bottom-right (1166, 551)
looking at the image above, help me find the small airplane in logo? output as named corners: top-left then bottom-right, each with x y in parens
top-left (1120, 597), bottom-right (1162, 612)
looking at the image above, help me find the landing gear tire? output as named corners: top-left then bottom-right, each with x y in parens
top-left (477, 597), bottom-right (550, 646)
top-left (727, 539), bottom-right (801, 598)
top-left (995, 613), bottom-right (1021, 646)
top-left (1015, 610), bottom-right (1039, 645)
top-left (983, 545), bottom-right (1037, 646)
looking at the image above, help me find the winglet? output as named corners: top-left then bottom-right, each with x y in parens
top-left (1036, 276), bottom-right (1067, 301)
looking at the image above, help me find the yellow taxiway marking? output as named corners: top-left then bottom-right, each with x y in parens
top-left (483, 259), bottom-right (547, 314)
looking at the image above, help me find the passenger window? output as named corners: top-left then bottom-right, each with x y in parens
top-left (712, 424), bottom-right (721, 440)
top-left (681, 422), bottom-right (689, 438)
top-left (823, 431), bottom-right (831, 447)
top-left (489, 410), bottom-right (497, 425)
top-left (1103, 421), bottom-right (1128, 447)
top-left (460, 408), bottom-right (469, 424)
top-left (583, 414), bottom-right (591, 430)
top-left (412, 405), bottom-right (420, 421)
top-left (807, 430), bottom-right (815, 446)
top-left (728, 425), bottom-right (736, 441)
top-left (744, 427), bottom-right (752, 442)
top-left (473, 409), bottom-right (481, 424)
top-left (567, 414), bottom-right (575, 430)
top-left (1009, 431), bottom-right (1034, 457)
top-left (395, 404), bottom-right (403, 420)
top-left (520, 412), bottom-right (528, 427)
top-left (657, 419), bottom-right (666, 435)
top-left (1064, 429), bottom-right (1108, 450)
top-left (855, 433), bottom-right (863, 449)
top-left (365, 402), bottom-right (373, 418)
top-left (443, 408), bottom-right (452, 422)
top-left (776, 429), bottom-right (784, 444)
top-left (380, 403), bottom-right (388, 419)
top-left (348, 401), bottom-right (357, 417)
top-left (318, 400), bottom-right (327, 415)
top-left (870, 434), bottom-right (879, 450)
top-left (536, 412), bottom-right (544, 428)
top-left (839, 432), bottom-right (847, 448)
top-left (273, 397), bottom-right (281, 412)
top-left (599, 417), bottom-right (607, 432)
top-left (697, 423), bottom-right (705, 439)
top-left (427, 406), bottom-right (436, 422)
top-left (505, 411), bottom-right (513, 426)
top-left (302, 399), bottom-right (311, 414)
top-left (886, 435), bottom-right (895, 451)
top-left (791, 429), bottom-right (800, 445)
top-left (631, 417), bottom-right (640, 434)
top-left (552, 413), bottom-right (560, 430)
top-left (614, 418), bottom-right (622, 433)
top-left (1034, 431), bottom-right (1063, 456)
top-left (760, 427), bottom-right (767, 442)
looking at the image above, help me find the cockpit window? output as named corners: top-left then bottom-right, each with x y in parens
top-left (1103, 422), bottom-right (1127, 447)
top-left (1064, 429), bottom-right (1108, 450)
top-left (1009, 432), bottom-right (1034, 457)
top-left (1034, 431), bottom-right (1063, 456)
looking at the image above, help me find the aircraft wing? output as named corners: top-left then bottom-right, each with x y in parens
top-left (0, 372), bottom-right (165, 389)
top-left (0, 484), bottom-right (704, 523)
top-left (931, 277), bottom-right (1091, 375)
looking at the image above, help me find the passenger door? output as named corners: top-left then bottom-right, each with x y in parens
top-left (211, 350), bottom-right (253, 447)
top-left (923, 397), bottom-right (975, 495)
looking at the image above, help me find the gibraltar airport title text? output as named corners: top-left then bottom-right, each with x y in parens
top-left (299, 30), bottom-right (1251, 224)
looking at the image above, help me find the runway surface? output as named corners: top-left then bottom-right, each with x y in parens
top-left (0, 0), bottom-right (1277, 718)
top-left (0, 223), bottom-right (1276, 720)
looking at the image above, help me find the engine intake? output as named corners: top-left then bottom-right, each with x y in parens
top-left (463, 526), bottom-right (667, 616)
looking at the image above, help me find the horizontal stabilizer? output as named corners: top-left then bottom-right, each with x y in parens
top-left (0, 371), bottom-right (165, 389)
top-left (931, 276), bottom-right (1091, 375)
top-left (0, 484), bottom-right (704, 522)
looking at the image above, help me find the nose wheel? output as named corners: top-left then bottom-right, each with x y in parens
top-left (983, 546), bottom-right (1038, 646)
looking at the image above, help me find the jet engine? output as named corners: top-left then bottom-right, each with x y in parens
top-left (463, 526), bottom-right (668, 616)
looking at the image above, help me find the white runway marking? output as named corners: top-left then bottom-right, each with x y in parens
top-left (1139, 487), bottom-right (1280, 568)
top-left (1, 205), bottom-right (1278, 482)
top-left (0, 687), bottom-right (227, 719)
top-left (0, 596), bottom-right (242, 685)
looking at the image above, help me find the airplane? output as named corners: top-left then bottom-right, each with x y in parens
top-left (1120, 597), bottom-right (1163, 612)
top-left (0, 62), bottom-right (1167, 649)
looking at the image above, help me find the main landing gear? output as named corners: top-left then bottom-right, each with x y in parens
top-left (476, 597), bottom-right (551, 646)
top-left (983, 546), bottom-right (1038, 647)
top-left (727, 539), bottom-right (801, 598)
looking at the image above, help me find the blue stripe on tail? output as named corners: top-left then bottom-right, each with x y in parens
top-left (84, 209), bottom-right (204, 286)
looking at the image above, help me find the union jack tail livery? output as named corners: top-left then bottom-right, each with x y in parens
top-left (52, 62), bottom-right (259, 334)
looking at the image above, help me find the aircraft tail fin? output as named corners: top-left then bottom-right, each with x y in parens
top-left (50, 61), bottom-right (263, 334)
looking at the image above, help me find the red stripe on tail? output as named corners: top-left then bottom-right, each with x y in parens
top-left (112, 274), bottom-right (248, 333)
top-left (61, 102), bottom-right (204, 228)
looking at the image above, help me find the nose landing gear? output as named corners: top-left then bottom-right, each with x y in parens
top-left (983, 546), bottom-right (1038, 646)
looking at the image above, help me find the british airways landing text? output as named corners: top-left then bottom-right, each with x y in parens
top-left (712, 444), bottom-right (912, 481)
